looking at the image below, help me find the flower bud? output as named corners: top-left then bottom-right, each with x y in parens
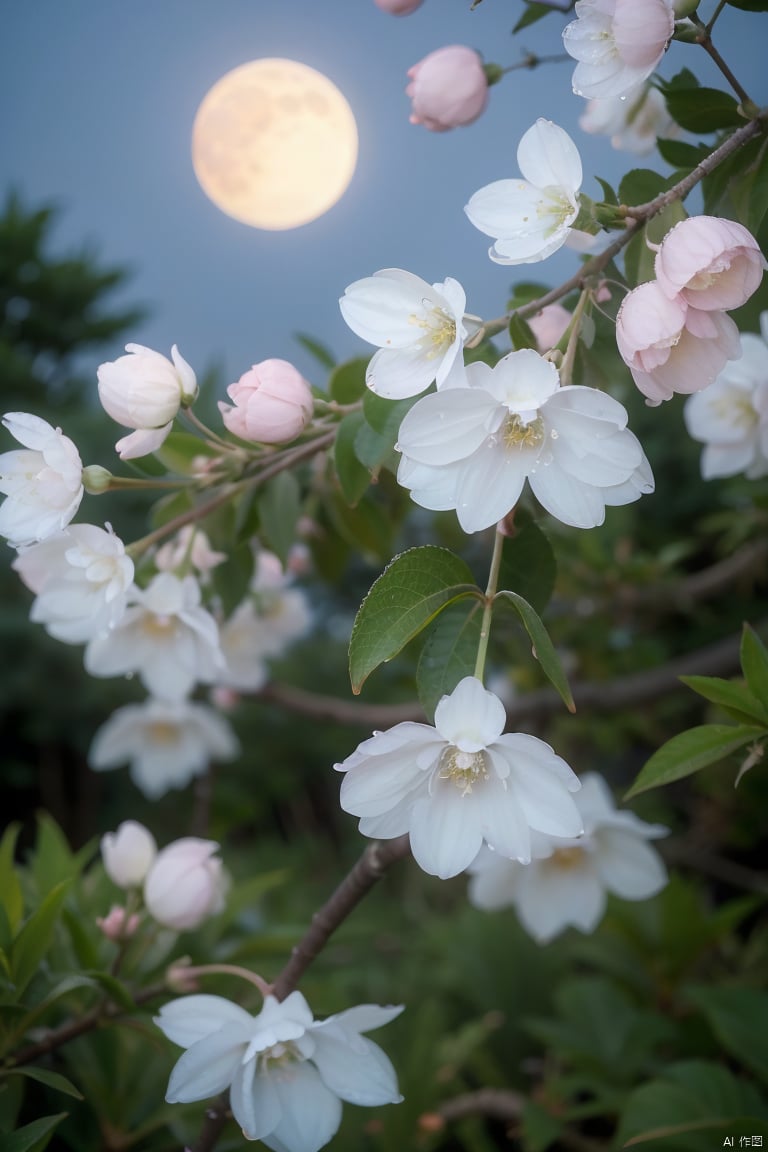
top-left (98, 343), bottom-right (197, 460)
top-left (101, 820), bottom-right (157, 889)
top-left (143, 838), bottom-right (225, 931)
top-left (406, 46), bottom-right (489, 132)
top-left (374, 0), bottom-right (423, 13)
top-left (96, 905), bottom-right (141, 941)
top-left (655, 215), bottom-right (766, 311)
top-left (218, 359), bottom-right (313, 444)
top-left (81, 464), bottom-right (113, 494)
top-left (528, 304), bottom-right (572, 352)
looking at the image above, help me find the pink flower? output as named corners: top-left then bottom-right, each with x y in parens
top-left (374, 0), bottom-right (423, 12)
top-left (406, 46), bottom-right (489, 132)
top-left (655, 216), bottom-right (766, 311)
top-left (616, 281), bottom-right (742, 404)
top-left (96, 905), bottom-right (141, 941)
top-left (564, 0), bottom-right (674, 100)
top-left (528, 304), bottom-right (572, 352)
top-left (218, 359), bottom-right (313, 444)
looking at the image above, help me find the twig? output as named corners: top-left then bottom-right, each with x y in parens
top-left (434, 1088), bottom-right (605, 1152)
top-left (691, 14), bottom-right (752, 105)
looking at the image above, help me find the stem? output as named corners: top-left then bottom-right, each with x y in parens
top-left (499, 52), bottom-right (571, 75)
top-left (172, 963), bottom-right (272, 997)
top-left (691, 14), bottom-right (752, 104)
top-left (474, 527), bottom-right (506, 683)
top-left (706, 0), bottom-right (728, 34)
top-left (105, 475), bottom-right (190, 492)
top-left (129, 429), bottom-right (336, 557)
top-left (558, 287), bottom-right (590, 386)
top-left (182, 408), bottom-right (238, 452)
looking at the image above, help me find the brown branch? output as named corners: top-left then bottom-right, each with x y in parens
top-left (434, 1088), bottom-right (605, 1152)
top-left (9, 981), bottom-right (168, 1068)
top-left (618, 538), bottom-right (768, 611)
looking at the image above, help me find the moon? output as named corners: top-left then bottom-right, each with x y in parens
top-left (191, 59), bottom-right (358, 230)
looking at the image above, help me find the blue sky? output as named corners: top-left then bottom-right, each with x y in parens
top-left (1, 1), bottom-right (763, 393)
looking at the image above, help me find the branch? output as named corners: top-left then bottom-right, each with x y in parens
top-left (432, 1088), bottom-right (605, 1152)
top-left (478, 114), bottom-right (765, 339)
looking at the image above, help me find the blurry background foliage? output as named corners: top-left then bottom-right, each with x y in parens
top-left (2, 105), bottom-right (768, 1152)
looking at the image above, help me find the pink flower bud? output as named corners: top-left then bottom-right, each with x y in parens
top-left (655, 216), bottom-right (766, 311)
top-left (374, 0), bottom-right (423, 12)
top-left (96, 905), bottom-right (141, 941)
top-left (527, 304), bottom-right (572, 352)
top-left (218, 359), bottom-right (313, 444)
top-left (143, 838), bottom-right (225, 931)
top-left (616, 281), bottom-right (742, 404)
top-left (101, 820), bottom-right (157, 889)
top-left (406, 46), bottom-right (489, 133)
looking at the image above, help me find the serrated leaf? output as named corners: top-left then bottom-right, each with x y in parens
top-left (741, 623), bottom-right (768, 706)
top-left (416, 601), bottom-right (483, 722)
top-left (5, 1067), bottom-right (83, 1101)
top-left (2, 1113), bottom-right (68, 1152)
top-left (685, 985), bottom-right (768, 1082)
top-left (498, 510), bottom-right (556, 614)
top-left (258, 470), bottom-right (300, 567)
top-left (333, 413), bottom-right (370, 504)
top-left (664, 86), bottom-right (743, 133)
top-left (495, 591), bottom-right (574, 712)
top-left (0, 824), bottom-right (22, 933)
top-left (349, 546), bottom-right (481, 693)
top-left (679, 674), bottom-right (768, 725)
top-left (294, 332), bottom-right (336, 370)
top-left (626, 723), bottom-right (765, 798)
top-left (328, 357), bottom-right (368, 403)
top-left (11, 882), bottom-right (70, 998)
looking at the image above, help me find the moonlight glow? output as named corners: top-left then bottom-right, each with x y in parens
top-left (191, 59), bottom-right (358, 231)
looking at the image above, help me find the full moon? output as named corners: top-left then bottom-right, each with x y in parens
top-left (191, 59), bottom-right (358, 230)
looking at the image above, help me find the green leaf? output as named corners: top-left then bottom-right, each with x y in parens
top-left (327, 491), bottom-right (393, 562)
top-left (507, 281), bottom-right (550, 311)
top-left (10, 882), bottom-right (70, 998)
top-left (619, 168), bottom-right (666, 207)
top-left (741, 624), bottom-right (768, 707)
top-left (508, 313), bottom-right (538, 351)
top-left (495, 591), bottom-right (574, 712)
top-left (498, 510), bottom-right (556, 614)
top-left (84, 970), bottom-right (136, 1012)
top-left (679, 674), bottom-right (768, 725)
top-left (5, 1067), bottom-right (83, 1100)
top-left (211, 543), bottom-right (255, 618)
top-left (595, 177), bottom-right (618, 205)
top-left (153, 429), bottom-right (217, 474)
top-left (362, 390), bottom-right (414, 436)
top-left (512, 1), bottom-right (554, 32)
top-left (664, 86), bottom-right (743, 133)
top-left (685, 985), bottom-right (768, 1082)
top-left (626, 723), bottom-right (766, 798)
top-left (656, 139), bottom-right (710, 169)
top-left (657, 67), bottom-right (700, 93)
top-left (294, 332), bottom-right (336, 370)
top-left (328, 356), bottom-right (368, 403)
top-left (0, 825), bottom-right (22, 933)
top-left (2, 1113), bottom-right (68, 1152)
top-left (29, 815), bottom-right (85, 893)
top-left (521, 1099), bottom-right (563, 1152)
top-left (149, 487), bottom-right (194, 530)
top-left (333, 413), bottom-right (371, 504)
top-left (349, 546), bottom-right (481, 693)
top-left (258, 470), bottom-right (300, 567)
top-left (726, 0), bottom-right (768, 11)
top-left (617, 1061), bottom-right (768, 1151)
top-left (416, 601), bottom-right (483, 722)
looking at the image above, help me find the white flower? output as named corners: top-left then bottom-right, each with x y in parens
top-left (684, 322), bottom-right (768, 480)
top-left (579, 84), bottom-right (678, 156)
top-left (0, 413), bottom-right (83, 548)
top-left (339, 268), bottom-right (471, 398)
top-left (144, 838), bottom-right (226, 930)
top-left (89, 698), bottom-right (240, 799)
top-left (13, 524), bottom-right (134, 643)
top-left (101, 820), bottom-right (157, 889)
top-left (84, 572), bottom-right (225, 701)
top-left (563, 0), bottom-right (675, 101)
top-left (464, 120), bottom-right (582, 265)
top-left (154, 990), bottom-right (403, 1150)
top-left (467, 773), bottom-right (668, 942)
top-left (395, 350), bottom-right (654, 534)
top-left (97, 343), bottom-right (198, 461)
top-left (337, 676), bottom-right (582, 880)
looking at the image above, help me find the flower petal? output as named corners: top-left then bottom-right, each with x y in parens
top-left (516, 119), bottom-right (583, 195)
top-left (155, 994), bottom-right (255, 1048)
top-left (264, 1062), bottom-right (342, 1152)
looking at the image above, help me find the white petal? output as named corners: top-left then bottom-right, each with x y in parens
top-left (594, 828), bottom-right (668, 899)
top-left (115, 422), bottom-right (172, 460)
top-left (515, 858), bottom-right (605, 942)
top-left (165, 1025), bottom-right (250, 1102)
top-left (340, 269), bottom-right (436, 348)
top-left (408, 785), bottom-right (484, 879)
top-left (323, 1004), bottom-right (404, 1035)
top-left (454, 441), bottom-right (529, 533)
top-left (465, 179), bottom-right (546, 240)
top-left (265, 1062), bottom-right (342, 1152)
top-left (311, 1032), bottom-right (402, 1105)
top-left (397, 388), bottom-right (503, 466)
top-left (517, 119), bottom-right (583, 195)
top-left (2, 412), bottom-right (57, 451)
top-left (434, 676), bottom-right (506, 750)
top-left (366, 346), bottom-right (440, 400)
top-left (155, 994), bottom-right (255, 1048)
top-left (231, 1061), bottom-right (282, 1142)
top-left (528, 463), bottom-right (607, 528)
